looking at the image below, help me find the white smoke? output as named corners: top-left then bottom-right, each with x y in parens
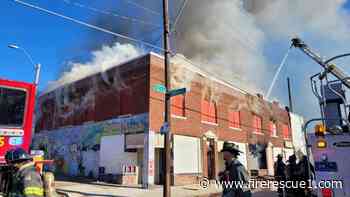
top-left (45, 0), bottom-right (350, 119)
top-left (44, 42), bottom-right (144, 93)
top-left (175, 0), bottom-right (268, 93)
top-left (243, 0), bottom-right (350, 118)
top-left (174, 0), bottom-right (350, 118)
top-left (246, 0), bottom-right (350, 41)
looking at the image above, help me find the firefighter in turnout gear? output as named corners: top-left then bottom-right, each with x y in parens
top-left (5, 148), bottom-right (44, 197)
top-left (219, 141), bottom-right (252, 197)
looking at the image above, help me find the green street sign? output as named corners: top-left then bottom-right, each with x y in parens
top-left (166, 88), bottom-right (187, 98)
top-left (153, 84), bottom-right (167, 93)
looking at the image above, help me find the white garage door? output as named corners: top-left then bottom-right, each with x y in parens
top-left (99, 135), bottom-right (137, 174)
top-left (173, 135), bottom-right (202, 174)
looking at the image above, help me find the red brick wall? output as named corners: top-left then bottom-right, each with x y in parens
top-left (36, 55), bottom-right (150, 131)
top-left (148, 54), bottom-right (292, 146)
top-left (173, 173), bottom-right (202, 186)
top-left (148, 54), bottom-right (292, 184)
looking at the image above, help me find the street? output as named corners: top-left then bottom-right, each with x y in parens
top-left (55, 180), bottom-right (278, 197)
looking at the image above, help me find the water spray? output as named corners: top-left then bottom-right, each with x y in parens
top-left (266, 45), bottom-right (293, 99)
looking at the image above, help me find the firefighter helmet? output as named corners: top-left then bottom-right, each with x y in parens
top-left (5, 148), bottom-right (32, 164)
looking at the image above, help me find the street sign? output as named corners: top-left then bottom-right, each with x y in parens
top-left (152, 84), bottom-right (167, 93)
top-left (166, 88), bottom-right (186, 98)
top-left (160, 122), bottom-right (169, 134)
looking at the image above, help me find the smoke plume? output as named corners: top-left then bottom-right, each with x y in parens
top-left (49, 0), bottom-right (350, 119)
top-left (174, 0), bottom-right (268, 93)
top-left (44, 42), bottom-right (144, 93)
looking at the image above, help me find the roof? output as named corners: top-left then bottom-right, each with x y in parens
top-left (149, 52), bottom-right (249, 95)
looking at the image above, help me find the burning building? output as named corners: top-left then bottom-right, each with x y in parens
top-left (33, 52), bottom-right (294, 186)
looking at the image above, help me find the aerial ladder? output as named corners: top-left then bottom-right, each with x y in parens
top-left (291, 37), bottom-right (350, 197)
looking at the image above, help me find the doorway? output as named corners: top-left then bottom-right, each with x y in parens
top-left (207, 139), bottom-right (216, 179)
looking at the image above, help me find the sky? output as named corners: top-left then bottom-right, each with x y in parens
top-left (2, 0), bottom-right (350, 120)
top-left (0, 0), bottom-right (164, 90)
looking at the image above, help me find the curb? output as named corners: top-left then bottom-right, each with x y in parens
top-left (56, 190), bottom-right (70, 197)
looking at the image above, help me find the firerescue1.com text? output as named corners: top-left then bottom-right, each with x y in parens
top-left (199, 178), bottom-right (343, 190)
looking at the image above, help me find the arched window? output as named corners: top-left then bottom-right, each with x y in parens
top-left (201, 100), bottom-right (217, 123)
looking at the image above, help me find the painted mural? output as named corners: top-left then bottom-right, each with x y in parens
top-left (32, 113), bottom-right (148, 177)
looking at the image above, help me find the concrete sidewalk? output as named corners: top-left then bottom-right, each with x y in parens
top-left (56, 181), bottom-right (222, 197)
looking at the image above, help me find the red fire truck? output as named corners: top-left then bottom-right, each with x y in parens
top-left (0, 78), bottom-right (37, 163)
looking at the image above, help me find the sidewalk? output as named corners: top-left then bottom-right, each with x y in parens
top-left (56, 181), bottom-right (222, 197)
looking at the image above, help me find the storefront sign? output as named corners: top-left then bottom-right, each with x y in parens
top-left (101, 113), bottom-right (149, 136)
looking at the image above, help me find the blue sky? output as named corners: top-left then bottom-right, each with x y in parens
top-left (0, 0), bottom-right (165, 90)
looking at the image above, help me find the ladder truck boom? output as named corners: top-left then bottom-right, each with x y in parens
top-left (291, 37), bottom-right (350, 88)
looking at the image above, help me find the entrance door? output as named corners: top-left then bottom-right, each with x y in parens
top-left (207, 139), bottom-right (216, 179)
top-left (158, 148), bottom-right (165, 184)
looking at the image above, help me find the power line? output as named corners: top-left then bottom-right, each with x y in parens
top-left (170, 53), bottom-right (250, 94)
top-left (149, 95), bottom-right (290, 135)
top-left (123, 0), bottom-right (161, 16)
top-left (61, 0), bottom-right (161, 28)
top-left (13, 0), bottom-right (164, 52)
top-left (171, 0), bottom-right (187, 32)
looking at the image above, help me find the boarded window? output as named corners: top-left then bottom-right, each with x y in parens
top-left (229, 111), bottom-right (240, 129)
top-left (253, 115), bottom-right (262, 133)
top-left (171, 95), bottom-right (185, 117)
top-left (201, 100), bottom-right (217, 123)
top-left (269, 121), bottom-right (277, 136)
top-left (282, 124), bottom-right (290, 138)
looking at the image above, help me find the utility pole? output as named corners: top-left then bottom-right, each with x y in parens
top-left (162, 0), bottom-right (171, 196)
top-left (287, 77), bottom-right (293, 112)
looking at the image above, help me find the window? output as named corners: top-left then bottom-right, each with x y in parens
top-left (269, 121), bottom-right (277, 136)
top-left (171, 95), bottom-right (185, 117)
top-left (282, 124), bottom-right (290, 138)
top-left (201, 100), bottom-right (217, 124)
top-left (0, 87), bottom-right (27, 127)
top-left (229, 111), bottom-right (240, 129)
top-left (253, 115), bottom-right (262, 133)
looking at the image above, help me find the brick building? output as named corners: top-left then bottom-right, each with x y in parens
top-left (33, 52), bottom-right (294, 186)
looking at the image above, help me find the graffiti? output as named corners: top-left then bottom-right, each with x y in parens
top-left (32, 113), bottom-right (148, 177)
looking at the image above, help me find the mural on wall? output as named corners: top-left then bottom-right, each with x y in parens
top-left (32, 113), bottom-right (149, 177)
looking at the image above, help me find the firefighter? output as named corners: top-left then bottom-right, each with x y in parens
top-left (274, 154), bottom-right (286, 197)
top-left (219, 141), bottom-right (251, 197)
top-left (5, 148), bottom-right (44, 197)
top-left (297, 155), bottom-right (315, 197)
top-left (285, 154), bottom-right (299, 197)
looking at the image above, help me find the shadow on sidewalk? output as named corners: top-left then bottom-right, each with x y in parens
top-left (57, 189), bottom-right (128, 197)
top-left (56, 176), bottom-right (144, 189)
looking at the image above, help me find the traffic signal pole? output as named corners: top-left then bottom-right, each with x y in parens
top-left (162, 0), bottom-right (171, 196)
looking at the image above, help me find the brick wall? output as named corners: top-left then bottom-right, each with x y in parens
top-left (36, 55), bottom-right (150, 131)
top-left (148, 54), bottom-right (292, 145)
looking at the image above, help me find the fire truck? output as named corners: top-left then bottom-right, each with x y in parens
top-left (292, 38), bottom-right (350, 197)
top-left (0, 78), bottom-right (37, 162)
top-left (0, 78), bottom-right (38, 192)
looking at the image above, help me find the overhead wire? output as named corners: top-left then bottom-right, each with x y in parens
top-left (149, 94), bottom-right (290, 135)
top-left (170, 53), bottom-right (251, 94)
top-left (14, 0), bottom-right (264, 102)
top-left (171, 0), bottom-right (187, 32)
top-left (13, 0), bottom-right (165, 52)
top-left (61, 0), bottom-right (161, 28)
top-left (123, 0), bottom-right (161, 16)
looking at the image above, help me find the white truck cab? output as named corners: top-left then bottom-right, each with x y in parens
top-left (308, 133), bottom-right (350, 197)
